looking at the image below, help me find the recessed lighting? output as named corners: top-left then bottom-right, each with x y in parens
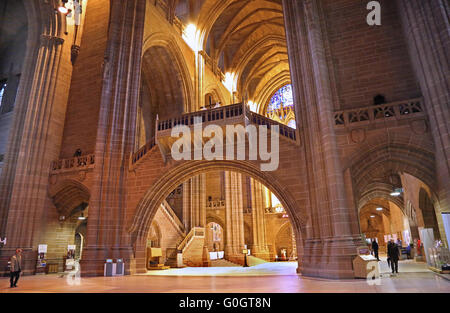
top-left (58, 5), bottom-right (69, 14)
top-left (376, 207), bottom-right (383, 211)
top-left (390, 188), bottom-right (403, 197)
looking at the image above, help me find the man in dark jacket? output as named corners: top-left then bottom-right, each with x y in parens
top-left (371, 239), bottom-right (380, 261)
top-left (10, 249), bottom-right (22, 288)
top-left (387, 239), bottom-right (399, 274)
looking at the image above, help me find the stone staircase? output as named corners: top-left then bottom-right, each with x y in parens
top-left (177, 227), bottom-right (206, 267)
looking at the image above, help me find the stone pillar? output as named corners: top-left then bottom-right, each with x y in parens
top-left (182, 180), bottom-right (191, 231)
top-left (81, 0), bottom-right (146, 276)
top-left (250, 178), bottom-right (269, 259)
top-left (224, 171), bottom-right (245, 264)
top-left (188, 174), bottom-right (206, 228)
top-left (397, 1), bottom-right (450, 229)
top-left (0, 31), bottom-right (67, 274)
top-left (282, 0), bottom-right (362, 278)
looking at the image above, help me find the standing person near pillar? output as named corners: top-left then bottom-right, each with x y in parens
top-left (387, 239), bottom-right (399, 275)
top-left (9, 249), bottom-right (22, 288)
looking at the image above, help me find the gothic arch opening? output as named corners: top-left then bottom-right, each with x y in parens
top-left (130, 162), bottom-right (304, 274)
top-left (138, 43), bottom-right (193, 144)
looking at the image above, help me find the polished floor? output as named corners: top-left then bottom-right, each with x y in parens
top-left (1, 259), bottom-right (449, 293)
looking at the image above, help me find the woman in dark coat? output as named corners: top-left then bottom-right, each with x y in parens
top-left (387, 239), bottom-right (400, 274)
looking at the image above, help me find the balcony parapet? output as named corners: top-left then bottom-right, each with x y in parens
top-left (50, 154), bottom-right (95, 174)
top-left (334, 98), bottom-right (424, 128)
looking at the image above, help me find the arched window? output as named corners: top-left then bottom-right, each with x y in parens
top-left (267, 84), bottom-right (294, 113)
top-left (266, 84), bottom-right (296, 128)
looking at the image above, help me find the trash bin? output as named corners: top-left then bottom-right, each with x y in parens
top-left (115, 259), bottom-right (124, 276)
top-left (104, 259), bottom-right (114, 277)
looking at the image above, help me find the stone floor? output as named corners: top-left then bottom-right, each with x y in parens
top-left (1, 258), bottom-right (449, 293)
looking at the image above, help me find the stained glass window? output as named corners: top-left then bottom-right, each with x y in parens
top-left (267, 84), bottom-right (294, 113)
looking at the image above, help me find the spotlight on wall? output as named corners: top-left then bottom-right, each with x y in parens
top-left (58, 0), bottom-right (71, 15)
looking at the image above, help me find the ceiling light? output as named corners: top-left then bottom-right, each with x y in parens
top-left (376, 207), bottom-right (383, 211)
top-left (370, 215), bottom-right (375, 218)
top-left (78, 213), bottom-right (86, 220)
top-left (390, 188), bottom-right (403, 197)
top-left (58, 5), bottom-right (69, 14)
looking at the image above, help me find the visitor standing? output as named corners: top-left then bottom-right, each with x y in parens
top-left (371, 239), bottom-right (380, 261)
top-left (387, 239), bottom-right (399, 274)
top-left (10, 248), bottom-right (22, 288)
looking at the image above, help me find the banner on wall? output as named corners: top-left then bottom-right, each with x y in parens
top-left (442, 213), bottom-right (450, 248)
top-left (419, 228), bottom-right (435, 266)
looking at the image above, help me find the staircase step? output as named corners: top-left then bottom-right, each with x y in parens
top-left (247, 256), bottom-right (268, 267)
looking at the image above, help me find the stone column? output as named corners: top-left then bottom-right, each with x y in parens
top-left (282, 0), bottom-right (361, 278)
top-left (188, 174), bottom-right (206, 228)
top-left (250, 178), bottom-right (269, 259)
top-left (224, 171), bottom-right (245, 264)
top-left (397, 0), bottom-right (450, 231)
top-left (182, 180), bottom-right (191, 231)
top-left (81, 0), bottom-right (146, 276)
top-left (0, 31), bottom-right (67, 274)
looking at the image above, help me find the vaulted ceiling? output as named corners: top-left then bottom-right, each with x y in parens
top-left (169, 0), bottom-right (291, 113)
top-left (203, 0), bottom-right (289, 110)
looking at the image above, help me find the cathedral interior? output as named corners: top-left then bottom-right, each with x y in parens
top-left (0, 0), bottom-right (449, 291)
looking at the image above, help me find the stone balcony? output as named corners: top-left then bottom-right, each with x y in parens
top-left (50, 154), bottom-right (95, 174)
top-left (334, 98), bottom-right (425, 128)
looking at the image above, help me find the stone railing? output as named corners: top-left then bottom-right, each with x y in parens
top-left (246, 110), bottom-right (297, 142)
top-left (334, 98), bottom-right (424, 127)
top-left (157, 103), bottom-right (244, 132)
top-left (265, 206), bottom-right (286, 214)
top-left (51, 154), bottom-right (95, 173)
top-left (161, 200), bottom-right (185, 235)
top-left (207, 200), bottom-right (225, 210)
top-left (131, 137), bottom-right (156, 165)
top-left (177, 227), bottom-right (205, 252)
top-left (131, 102), bottom-right (299, 167)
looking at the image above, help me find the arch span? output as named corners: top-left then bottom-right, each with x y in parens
top-left (130, 160), bottom-right (307, 239)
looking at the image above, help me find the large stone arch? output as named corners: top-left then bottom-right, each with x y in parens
top-left (130, 160), bottom-right (306, 237)
top-left (127, 156), bottom-right (308, 273)
top-left (347, 143), bottom-right (436, 197)
top-left (142, 33), bottom-right (194, 111)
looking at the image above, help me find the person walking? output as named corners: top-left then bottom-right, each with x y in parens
top-left (10, 249), bottom-right (23, 288)
top-left (387, 239), bottom-right (399, 274)
top-left (371, 239), bottom-right (380, 261)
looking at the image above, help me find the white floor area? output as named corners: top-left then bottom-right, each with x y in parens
top-left (141, 261), bottom-right (298, 277)
top-left (139, 257), bottom-right (433, 277)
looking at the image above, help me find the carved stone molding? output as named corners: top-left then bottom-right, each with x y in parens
top-left (350, 128), bottom-right (366, 144)
top-left (40, 34), bottom-right (65, 46)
